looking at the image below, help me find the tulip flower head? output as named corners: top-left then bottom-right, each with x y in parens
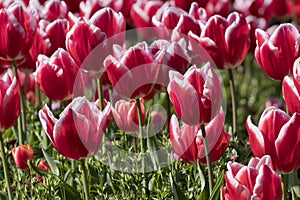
top-left (167, 63), bottom-right (223, 125)
top-left (246, 106), bottom-right (300, 173)
top-left (12, 144), bottom-right (34, 170)
top-left (0, 71), bottom-right (20, 132)
top-left (39, 96), bottom-right (111, 160)
top-left (223, 155), bottom-right (282, 200)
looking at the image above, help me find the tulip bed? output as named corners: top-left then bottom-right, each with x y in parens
top-left (0, 0), bottom-right (300, 200)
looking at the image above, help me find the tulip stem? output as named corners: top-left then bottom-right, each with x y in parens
top-left (136, 98), bottom-right (144, 153)
top-left (0, 133), bottom-right (13, 200)
top-left (12, 61), bottom-right (26, 144)
top-left (282, 174), bottom-right (289, 200)
top-left (35, 84), bottom-right (41, 109)
top-left (228, 68), bottom-right (237, 136)
top-left (80, 159), bottom-right (89, 200)
top-left (200, 123), bottom-right (214, 195)
top-left (166, 93), bottom-right (171, 134)
top-left (97, 76), bottom-right (104, 111)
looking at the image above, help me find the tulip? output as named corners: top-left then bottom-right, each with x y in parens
top-left (149, 110), bottom-right (167, 134)
top-left (38, 160), bottom-right (51, 172)
top-left (130, 0), bottom-right (164, 36)
top-left (189, 12), bottom-right (250, 69)
top-left (39, 96), bottom-right (111, 160)
top-left (0, 71), bottom-right (20, 132)
top-left (223, 155), bottom-right (282, 200)
top-left (0, 3), bottom-right (37, 61)
top-left (282, 76), bottom-right (300, 114)
top-left (264, 97), bottom-right (285, 111)
top-left (35, 48), bottom-right (79, 101)
top-left (293, 57), bottom-right (300, 93)
top-left (167, 63), bottom-right (223, 125)
top-left (12, 144), bottom-right (34, 170)
top-left (152, 2), bottom-right (204, 38)
top-left (205, 0), bottom-right (230, 18)
top-left (40, 0), bottom-right (68, 22)
top-left (246, 106), bottom-right (300, 173)
top-left (170, 108), bottom-right (230, 164)
top-left (104, 42), bottom-right (165, 99)
top-left (112, 99), bottom-right (146, 133)
top-left (255, 23), bottom-right (300, 80)
top-left (174, 0), bottom-right (207, 11)
top-left (66, 18), bottom-right (107, 67)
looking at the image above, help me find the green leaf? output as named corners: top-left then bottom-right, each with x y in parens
top-left (63, 182), bottom-right (80, 200)
top-left (0, 192), bottom-right (7, 200)
top-left (169, 173), bottom-right (188, 200)
top-left (197, 163), bottom-right (209, 200)
top-left (208, 171), bottom-right (224, 200)
top-left (292, 185), bottom-right (300, 198)
top-left (42, 148), bottom-right (59, 176)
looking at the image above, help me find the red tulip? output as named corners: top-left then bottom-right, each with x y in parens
top-left (255, 24), bottom-right (300, 80)
top-left (264, 97), bottom-right (285, 111)
top-left (246, 106), bottom-right (300, 173)
top-left (104, 42), bottom-right (165, 99)
top-left (66, 18), bottom-right (107, 67)
top-left (150, 38), bottom-right (190, 88)
top-left (293, 57), bottom-right (300, 94)
top-left (170, 108), bottom-right (230, 164)
top-left (0, 71), bottom-right (20, 132)
top-left (38, 160), bottom-right (51, 172)
top-left (167, 64), bottom-right (223, 125)
top-left (35, 48), bottom-right (79, 101)
top-left (174, 0), bottom-right (207, 11)
top-left (283, 76), bottom-right (300, 115)
top-left (234, 0), bottom-right (273, 24)
top-left (0, 3), bottom-right (37, 61)
top-left (90, 8), bottom-right (126, 39)
top-left (223, 155), bottom-right (282, 200)
top-left (205, 0), bottom-right (230, 18)
top-left (152, 2), bottom-right (204, 38)
top-left (112, 99), bottom-right (146, 133)
top-left (189, 12), bottom-right (250, 69)
top-left (40, 0), bottom-right (67, 22)
top-left (130, 0), bottom-right (164, 38)
top-left (39, 96), bottom-right (111, 160)
top-left (12, 144), bottom-right (34, 170)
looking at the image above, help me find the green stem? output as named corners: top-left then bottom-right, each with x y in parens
top-left (0, 133), bottom-right (13, 200)
top-left (228, 68), bottom-right (237, 136)
top-left (136, 98), bottom-right (144, 153)
top-left (12, 61), bottom-right (26, 144)
top-left (200, 123), bottom-right (214, 195)
top-left (35, 84), bottom-right (41, 109)
top-left (282, 174), bottom-right (289, 200)
top-left (80, 159), bottom-right (89, 200)
top-left (97, 76), bottom-right (104, 111)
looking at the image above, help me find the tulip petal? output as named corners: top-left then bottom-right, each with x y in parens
top-left (246, 116), bottom-right (265, 157)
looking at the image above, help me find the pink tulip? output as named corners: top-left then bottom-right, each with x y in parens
top-left (170, 109), bottom-right (230, 164)
top-left (112, 99), bottom-right (146, 133)
top-left (0, 71), bottom-right (20, 132)
top-left (35, 48), bottom-right (79, 101)
top-left (255, 23), bottom-right (300, 80)
top-left (246, 106), bottom-right (300, 173)
top-left (104, 42), bottom-right (165, 99)
top-left (167, 64), bottom-right (223, 125)
top-left (66, 17), bottom-right (107, 67)
top-left (0, 3), bottom-right (37, 61)
top-left (223, 155), bottom-right (282, 200)
top-left (12, 144), bottom-right (34, 170)
top-left (39, 96), bottom-right (111, 160)
top-left (40, 0), bottom-right (68, 22)
top-left (189, 12), bottom-right (250, 69)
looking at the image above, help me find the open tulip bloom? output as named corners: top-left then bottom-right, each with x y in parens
top-left (39, 96), bottom-right (111, 160)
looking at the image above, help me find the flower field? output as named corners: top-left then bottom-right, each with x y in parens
top-left (0, 0), bottom-right (299, 199)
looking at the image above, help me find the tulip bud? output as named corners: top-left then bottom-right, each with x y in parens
top-left (12, 144), bottom-right (34, 170)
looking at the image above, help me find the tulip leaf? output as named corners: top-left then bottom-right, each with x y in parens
top-left (208, 172), bottom-right (224, 200)
top-left (169, 173), bottom-right (188, 200)
top-left (292, 186), bottom-right (300, 198)
top-left (42, 148), bottom-right (59, 176)
top-left (62, 182), bottom-right (80, 199)
top-left (0, 191), bottom-right (7, 200)
top-left (197, 163), bottom-right (209, 200)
